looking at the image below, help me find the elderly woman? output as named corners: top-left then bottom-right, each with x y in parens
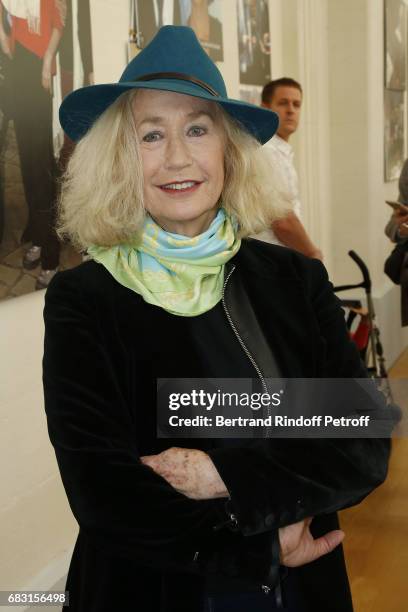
top-left (43, 26), bottom-right (390, 612)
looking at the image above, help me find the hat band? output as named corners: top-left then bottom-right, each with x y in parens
top-left (132, 72), bottom-right (220, 97)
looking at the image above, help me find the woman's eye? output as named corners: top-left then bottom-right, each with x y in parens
top-left (188, 126), bottom-right (206, 137)
top-left (142, 131), bottom-right (162, 143)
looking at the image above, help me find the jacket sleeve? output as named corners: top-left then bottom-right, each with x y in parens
top-left (207, 257), bottom-right (392, 537)
top-left (43, 269), bottom-right (237, 571)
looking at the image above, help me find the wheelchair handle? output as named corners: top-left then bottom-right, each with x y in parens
top-left (348, 250), bottom-right (371, 291)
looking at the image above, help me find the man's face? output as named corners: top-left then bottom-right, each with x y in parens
top-left (266, 86), bottom-right (302, 141)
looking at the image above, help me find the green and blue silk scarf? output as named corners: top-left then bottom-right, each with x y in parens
top-left (88, 208), bottom-right (241, 317)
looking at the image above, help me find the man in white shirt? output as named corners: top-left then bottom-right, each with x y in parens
top-left (256, 77), bottom-right (323, 260)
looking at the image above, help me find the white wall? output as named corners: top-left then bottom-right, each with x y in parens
top-left (326, 0), bottom-right (408, 363)
top-left (0, 291), bottom-right (77, 593)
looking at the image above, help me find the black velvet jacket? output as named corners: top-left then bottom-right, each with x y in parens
top-left (42, 239), bottom-right (391, 612)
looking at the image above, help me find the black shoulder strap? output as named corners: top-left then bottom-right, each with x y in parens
top-left (224, 263), bottom-right (282, 379)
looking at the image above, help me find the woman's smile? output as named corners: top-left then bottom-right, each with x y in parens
top-left (158, 180), bottom-right (203, 195)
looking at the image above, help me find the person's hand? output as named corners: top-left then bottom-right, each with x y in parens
top-left (140, 447), bottom-right (229, 500)
top-left (395, 213), bottom-right (408, 237)
top-left (279, 517), bottom-right (344, 567)
top-left (0, 30), bottom-right (12, 58)
top-left (392, 208), bottom-right (408, 220)
top-left (42, 53), bottom-right (53, 91)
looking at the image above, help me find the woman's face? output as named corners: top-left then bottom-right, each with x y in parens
top-left (132, 90), bottom-right (225, 236)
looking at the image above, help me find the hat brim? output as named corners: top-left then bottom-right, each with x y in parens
top-left (59, 79), bottom-right (279, 145)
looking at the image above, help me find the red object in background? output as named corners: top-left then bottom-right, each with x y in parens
top-left (350, 318), bottom-right (370, 351)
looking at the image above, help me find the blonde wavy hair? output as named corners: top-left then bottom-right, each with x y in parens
top-left (57, 90), bottom-right (290, 250)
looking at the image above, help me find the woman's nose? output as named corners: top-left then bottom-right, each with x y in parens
top-left (164, 135), bottom-right (193, 169)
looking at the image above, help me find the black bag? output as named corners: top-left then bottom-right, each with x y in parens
top-left (384, 242), bottom-right (408, 284)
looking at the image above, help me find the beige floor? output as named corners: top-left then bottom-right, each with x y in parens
top-left (341, 348), bottom-right (408, 612)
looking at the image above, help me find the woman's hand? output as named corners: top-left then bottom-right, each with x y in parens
top-left (142, 450), bottom-right (344, 566)
top-left (279, 517), bottom-right (344, 567)
top-left (140, 447), bottom-right (229, 499)
top-left (141, 451), bottom-right (344, 567)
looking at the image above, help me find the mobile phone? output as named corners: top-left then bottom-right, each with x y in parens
top-left (385, 200), bottom-right (408, 214)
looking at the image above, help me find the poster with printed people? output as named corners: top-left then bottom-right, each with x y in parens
top-left (237, 0), bottom-right (270, 86)
top-left (384, 89), bottom-right (405, 181)
top-left (0, 0), bottom-right (93, 300)
top-left (136, 0), bottom-right (223, 62)
top-left (384, 0), bottom-right (406, 90)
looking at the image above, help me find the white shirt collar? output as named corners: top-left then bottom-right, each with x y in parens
top-left (271, 134), bottom-right (293, 157)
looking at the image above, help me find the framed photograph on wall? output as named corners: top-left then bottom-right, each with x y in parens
top-left (237, 0), bottom-right (271, 86)
top-left (384, 89), bottom-right (405, 181)
top-left (384, 0), bottom-right (407, 90)
top-left (0, 0), bottom-right (94, 300)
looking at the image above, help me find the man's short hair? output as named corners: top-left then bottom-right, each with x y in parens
top-left (262, 78), bottom-right (303, 105)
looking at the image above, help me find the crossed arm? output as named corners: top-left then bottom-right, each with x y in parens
top-left (140, 447), bottom-right (345, 567)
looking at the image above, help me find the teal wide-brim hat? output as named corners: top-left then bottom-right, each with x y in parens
top-left (59, 25), bottom-right (279, 144)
